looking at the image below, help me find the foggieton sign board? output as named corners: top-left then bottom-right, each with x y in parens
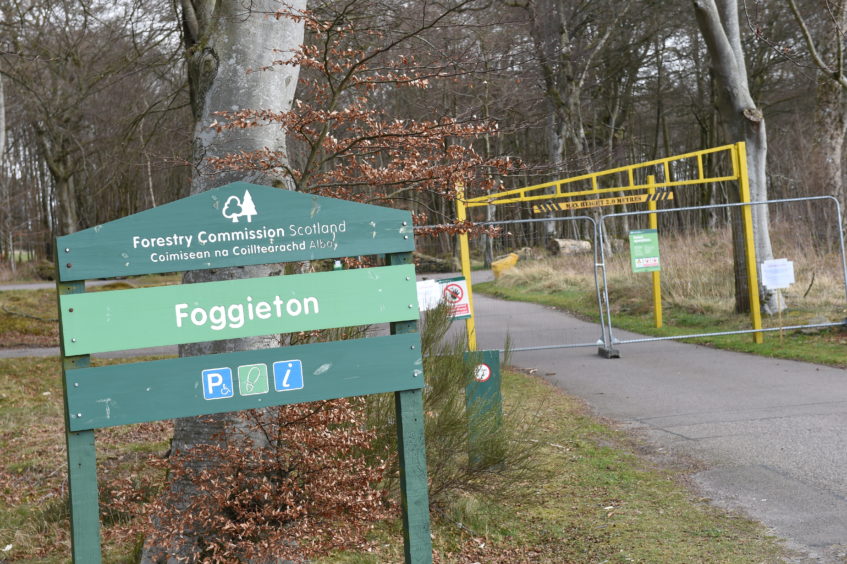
top-left (57, 182), bottom-right (414, 281)
top-left (57, 182), bottom-right (433, 564)
top-left (60, 264), bottom-right (417, 355)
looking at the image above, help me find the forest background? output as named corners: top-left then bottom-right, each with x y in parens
top-left (2, 0), bottom-right (846, 268)
top-left (3, 1), bottom-right (847, 561)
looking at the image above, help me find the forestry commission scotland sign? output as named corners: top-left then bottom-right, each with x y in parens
top-left (56, 182), bottom-right (433, 563)
top-left (57, 182), bottom-right (415, 280)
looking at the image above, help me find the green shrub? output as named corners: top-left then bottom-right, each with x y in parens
top-left (369, 304), bottom-right (540, 508)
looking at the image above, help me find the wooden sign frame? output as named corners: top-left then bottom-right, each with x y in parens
top-left (56, 182), bottom-right (432, 563)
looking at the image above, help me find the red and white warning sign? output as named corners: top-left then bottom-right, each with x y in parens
top-left (473, 363), bottom-right (492, 382)
top-left (440, 277), bottom-right (470, 319)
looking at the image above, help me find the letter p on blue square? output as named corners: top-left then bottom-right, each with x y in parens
top-left (273, 360), bottom-right (304, 392)
top-left (202, 367), bottom-right (234, 400)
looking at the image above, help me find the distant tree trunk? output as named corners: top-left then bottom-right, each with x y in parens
top-left (812, 73), bottom-right (846, 245)
top-left (787, 0), bottom-right (847, 244)
top-left (32, 129), bottom-right (79, 235)
top-left (0, 75), bottom-right (5, 159)
top-left (141, 1), bottom-right (304, 561)
top-left (0, 75), bottom-right (8, 269)
top-left (693, 0), bottom-right (777, 313)
top-left (527, 0), bottom-right (628, 243)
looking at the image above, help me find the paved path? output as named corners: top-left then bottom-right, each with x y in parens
top-left (0, 279), bottom-right (126, 291)
top-left (471, 290), bottom-right (847, 563)
top-left (4, 276), bottom-right (847, 561)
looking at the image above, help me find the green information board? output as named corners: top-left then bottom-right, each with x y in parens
top-left (629, 228), bottom-right (661, 272)
top-left (56, 183), bottom-right (433, 564)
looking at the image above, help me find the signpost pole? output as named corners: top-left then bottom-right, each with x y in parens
top-left (464, 350), bottom-right (502, 468)
top-left (647, 175), bottom-right (663, 328)
top-left (57, 278), bottom-right (102, 564)
top-left (455, 183), bottom-right (477, 351)
top-left (389, 252), bottom-right (433, 564)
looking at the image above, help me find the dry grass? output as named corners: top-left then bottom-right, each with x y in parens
top-left (0, 357), bottom-right (172, 562)
top-left (0, 360), bottom-right (788, 564)
top-left (497, 223), bottom-right (846, 327)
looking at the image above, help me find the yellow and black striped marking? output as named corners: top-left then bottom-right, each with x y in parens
top-left (532, 189), bottom-right (674, 214)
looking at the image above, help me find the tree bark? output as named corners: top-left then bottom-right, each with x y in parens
top-left (0, 75), bottom-right (9, 269)
top-left (787, 0), bottom-right (847, 244)
top-left (142, 1), bottom-right (304, 562)
top-left (527, 0), bottom-right (629, 243)
top-left (813, 73), bottom-right (847, 246)
top-left (693, 0), bottom-right (777, 313)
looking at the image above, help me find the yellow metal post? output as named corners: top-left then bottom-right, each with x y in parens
top-left (647, 175), bottom-right (663, 328)
top-left (735, 142), bottom-right (764, 344)
top-left (455, 183), bottom-right (478, 351)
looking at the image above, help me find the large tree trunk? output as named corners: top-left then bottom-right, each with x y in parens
top-left (142, 1), bottom-right (304, 562)
top-left (787, 0), bottom-right (847, 242)
top-left (813, 75), bottom-right (847, 248)
top-left (807, 0), bottom-right (847, 247)
top-left (693, 0), bottom-right (777, 313)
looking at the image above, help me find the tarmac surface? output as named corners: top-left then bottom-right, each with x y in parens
top-left (469, 287), bottom-right (847, 563)
top-left (4, 276), bottom-right (847, 561)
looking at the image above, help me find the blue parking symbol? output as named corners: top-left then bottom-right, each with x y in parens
top-left (273, 360), bottom-right (303, 392)
top-left (202, 367), bottom-right (234, 400)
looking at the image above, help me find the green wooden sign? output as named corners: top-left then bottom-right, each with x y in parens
top-left (57, 182), bottom-right (415, 281)
top-left (464, 349), bottom-right (503, 469)
top-left (57, 183), bottom-right (432, 564)
top-left (60, 264), bottom-right (416, 355)
top-left (65, 333), bottom-right (422, 431)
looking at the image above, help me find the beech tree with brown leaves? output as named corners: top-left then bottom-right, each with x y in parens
top-left (142, 2), bottom-right (519, 562)
top-left (140, 1), bottom-right (307, 562)
top-left (208, 0), bottom-right (518, 229)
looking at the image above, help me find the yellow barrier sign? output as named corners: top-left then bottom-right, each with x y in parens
top-left (532, 191), bottom-right (673, 214)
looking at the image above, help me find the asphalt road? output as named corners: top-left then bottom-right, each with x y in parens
top-left (469, 288), bottom-right (847, 563)
top-left (4, 276), bottom-right (847, 561)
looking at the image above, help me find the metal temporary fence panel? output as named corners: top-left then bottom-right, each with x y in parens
top-left (463, 216), bottom-right (607, 352)
top-left (596, 196), bottom-right (847, 349)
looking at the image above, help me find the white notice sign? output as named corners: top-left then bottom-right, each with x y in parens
top-left (761, 258), bottom-right (795, 290)
top-left (417, 279), bottom-right (442, 311)
top-left (416, 277), bottom-right (471, 320)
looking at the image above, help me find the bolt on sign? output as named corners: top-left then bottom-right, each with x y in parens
top-left (56, 182), bottom-right (433, 563)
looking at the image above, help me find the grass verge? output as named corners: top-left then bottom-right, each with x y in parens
top-left (0, 357), bottom-right (788, 562)
top-left (325, 368), bottom-right (787, 563)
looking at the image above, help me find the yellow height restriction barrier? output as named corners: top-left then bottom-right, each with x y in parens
top-left (455, 142), bottom-right (764, 346)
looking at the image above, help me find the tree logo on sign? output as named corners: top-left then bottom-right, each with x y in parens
top-left (222, 190), bottom-right (258, 223)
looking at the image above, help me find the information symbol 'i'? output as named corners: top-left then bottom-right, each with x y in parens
top-left (273, 359), bottom-right (304, 392)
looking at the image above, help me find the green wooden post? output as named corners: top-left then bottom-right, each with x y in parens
top-left (389, 252), bottom-right (433, 564)
top-left (57, 279), bottom-right (102, 563)
top-left (464, 350), bottom-right (502, 468)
